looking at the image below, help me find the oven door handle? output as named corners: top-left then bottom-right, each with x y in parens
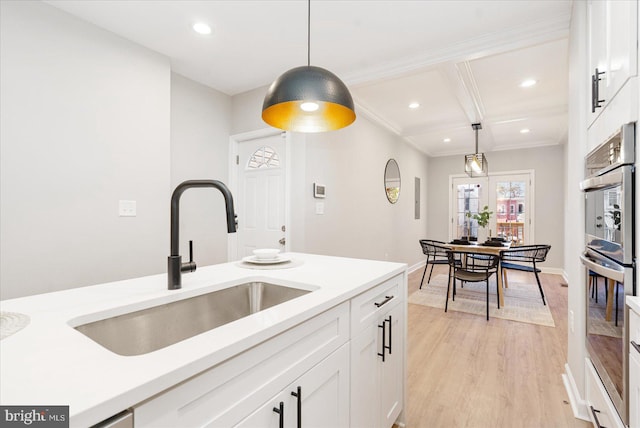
top-left (580, 253), bottom-right (625, 283)
top-left (580, 169), bottom-right (623, 191)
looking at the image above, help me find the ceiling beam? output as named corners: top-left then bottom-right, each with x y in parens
top-left (343, 12), bottom-right (570, 87)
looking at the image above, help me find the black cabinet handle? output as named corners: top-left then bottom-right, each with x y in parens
top-left (375, 295), bottom-right (394, 308)
top-left (291, 386), bottom-right (302, 428)
top-left (591, 68), bottom-right (605, 113)
top-left (273, 402), bottom-right (284, 428)
top-left (590, 406), bottom-right (606, 428)
top-left (386, 315), bottom-right (392, 355)
top-left (378, 321), bottom-right (387, 362)
top-left (632, 340), bottom-right (640, 354)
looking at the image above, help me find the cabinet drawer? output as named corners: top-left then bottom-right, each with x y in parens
top-left (630, 349), bottom-right (640, 428)
top-left (585, 359), bottom-right (625, 428)
top-left (134, 302), bottom-right (349, 428)
top-left (629, 304), bottom-right (640, 345)
top-left (350, 274), bottom-right (403, 336)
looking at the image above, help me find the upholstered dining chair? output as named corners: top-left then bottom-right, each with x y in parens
top-left (418, 240), bottom-right (450, 289)
top-left (499, 244), bottom-right (551, 305)
top-left (445, 250), bottom-right (500, 321)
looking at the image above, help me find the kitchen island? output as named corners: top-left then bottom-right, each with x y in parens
top-left (0, 253), bottom-right (406, 427)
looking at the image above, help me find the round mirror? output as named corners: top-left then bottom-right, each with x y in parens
top-left (384, 159), bottom-right (401, 204)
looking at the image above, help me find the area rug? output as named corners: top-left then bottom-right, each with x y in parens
top-left (409, 274), bottom-right (555, 327)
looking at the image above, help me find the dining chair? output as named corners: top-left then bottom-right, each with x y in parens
top-left (445, 250), bottom-right (500, 321)
top-left (499, 244), bottom-right (551, 305)
top-left (418, 239), bottom-right (450, 289)
top-left (589, 270), bottom-right (602, 303)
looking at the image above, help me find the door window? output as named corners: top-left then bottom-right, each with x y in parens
top-left (451, 177), bottom-right (487, 239)
top-left (247, 146), bottom-right (280, 169)
top-left (492, 177), bottom-right (529, 244)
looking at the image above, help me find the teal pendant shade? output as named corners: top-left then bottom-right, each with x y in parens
top-left (262, 65), bottom-right (356, 133)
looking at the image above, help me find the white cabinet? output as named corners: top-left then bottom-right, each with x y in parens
top-left (585, 359), bottom-right (625, 428)
top-left (236, 343), bottom-right (349, 428)
top-left (133, 303), bottom-right (349, 428)
top-left (587, 0), bottom-right (638, 125)
top-left (133, 271), bottom-right (407, 428)
top-left (350, 276), bottom-right (405, 428)
top-left (629, 305), bottom-right (640, 428)
top-left (630, 344), bottom-right (640, 428)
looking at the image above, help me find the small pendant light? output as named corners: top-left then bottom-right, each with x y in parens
top-left (464, 123), bottom-right (488, 177)
top-left (262, 0), bottom-right (356, 133)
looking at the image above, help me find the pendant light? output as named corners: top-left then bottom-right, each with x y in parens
top-left (464, 123), bottom-right (488, 177)
top-left (262, 0), bottom-right (356, 133)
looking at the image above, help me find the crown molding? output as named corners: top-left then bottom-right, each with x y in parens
top-left (354, 99), bottom-right (429, 155)
top-left (353, 98), bottom-right (402, 136)
top-left (491, 141), bottom-right (563, 152)
top-left (344, 13), bottom-right (570, 87)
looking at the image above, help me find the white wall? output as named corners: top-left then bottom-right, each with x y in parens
top-left (564, 0), bottom-right (589, 404)
top-left (303, 118), bottom-right (429, 266)
top-left (0, 1), bottom-right (171, 299)
top-left (426, 145), bottom-right (566, 270)
top-left (231, 88), bottom-right (430, 269)
top-left (170, 73), bottom-right (232, 266)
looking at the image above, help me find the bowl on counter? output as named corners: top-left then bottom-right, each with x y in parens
top-left (252, 248), bottom-right (281, 260)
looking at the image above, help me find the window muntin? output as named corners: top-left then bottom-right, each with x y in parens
top-left (247, 146), bottom-right (280, 169)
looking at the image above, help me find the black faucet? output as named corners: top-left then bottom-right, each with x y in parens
top-left (168, 180), bottom-right (237, 290)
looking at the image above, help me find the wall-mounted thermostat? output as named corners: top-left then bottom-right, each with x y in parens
top-left (313, 183), bottom-right (326, 198)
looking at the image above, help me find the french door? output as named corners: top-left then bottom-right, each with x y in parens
top-left (451, 177), bottom-right (487, 240)
top-left (450, 171), bottom-right (533, 244)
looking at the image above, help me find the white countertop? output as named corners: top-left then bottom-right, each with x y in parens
top-left (628, 295), bottom-right (640, 315)
top-left (0, 253), bottom-right (406, 427)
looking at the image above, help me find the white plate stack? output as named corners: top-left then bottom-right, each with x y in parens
top-left (243, 249), bottom-right (290, 265)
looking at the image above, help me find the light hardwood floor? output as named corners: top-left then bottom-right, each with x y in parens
top-left (403, 265), bottom-right (591, 428)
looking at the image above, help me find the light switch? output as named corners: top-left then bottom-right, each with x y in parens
top-left (315, 202), bottom-right (324, 215)
top-left (119, 200), bottom-right (136, 217)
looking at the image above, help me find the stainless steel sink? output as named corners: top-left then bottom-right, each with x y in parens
top-left (74, 282), bottom-right (311, 356)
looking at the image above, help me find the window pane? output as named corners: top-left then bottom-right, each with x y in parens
top-left (495, 180), bottom-right (526, 244)
top-left (455, 183), bottom-right (482, 239)
top-left (247, 146), bottom-right (280, 169)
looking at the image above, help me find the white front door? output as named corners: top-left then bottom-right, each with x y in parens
top-left (236, 133), bottom-right (287, 258)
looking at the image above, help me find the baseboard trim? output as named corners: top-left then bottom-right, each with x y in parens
top-left (562, 363), bottom-right (591, 422)
top-left (540, 266), bottom-right (565, 276)
top-left (408, 260), bottom-right (426, 275)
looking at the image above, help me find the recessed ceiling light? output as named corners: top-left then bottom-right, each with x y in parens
top-left (520, 79), bottom-right (537, 88)
top-left (520, 128), bottom-right (530, 134)
top-left (443, 138), bottom-right (451, 143)
top-left (192, 22), bottom-right (212, 35)
top-left (408, 102), bottom-right (420, 109)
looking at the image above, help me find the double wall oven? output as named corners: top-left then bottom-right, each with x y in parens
top-left (580, 122), bottom-right (636, 425)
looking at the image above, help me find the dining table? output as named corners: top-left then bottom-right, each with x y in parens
top-left (444, 241), bottom-right (511, 307)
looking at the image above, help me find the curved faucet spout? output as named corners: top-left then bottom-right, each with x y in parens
top-left (168, 180), bottom-right (237, 290)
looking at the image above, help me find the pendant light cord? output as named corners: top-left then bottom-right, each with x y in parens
top-left (475, 127), bottom-right (479, 153)
top-left (307, 0), bottom-right (311, 66)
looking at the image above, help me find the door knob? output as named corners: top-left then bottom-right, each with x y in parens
top-left (279, 238), bottom-right (286, 245)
